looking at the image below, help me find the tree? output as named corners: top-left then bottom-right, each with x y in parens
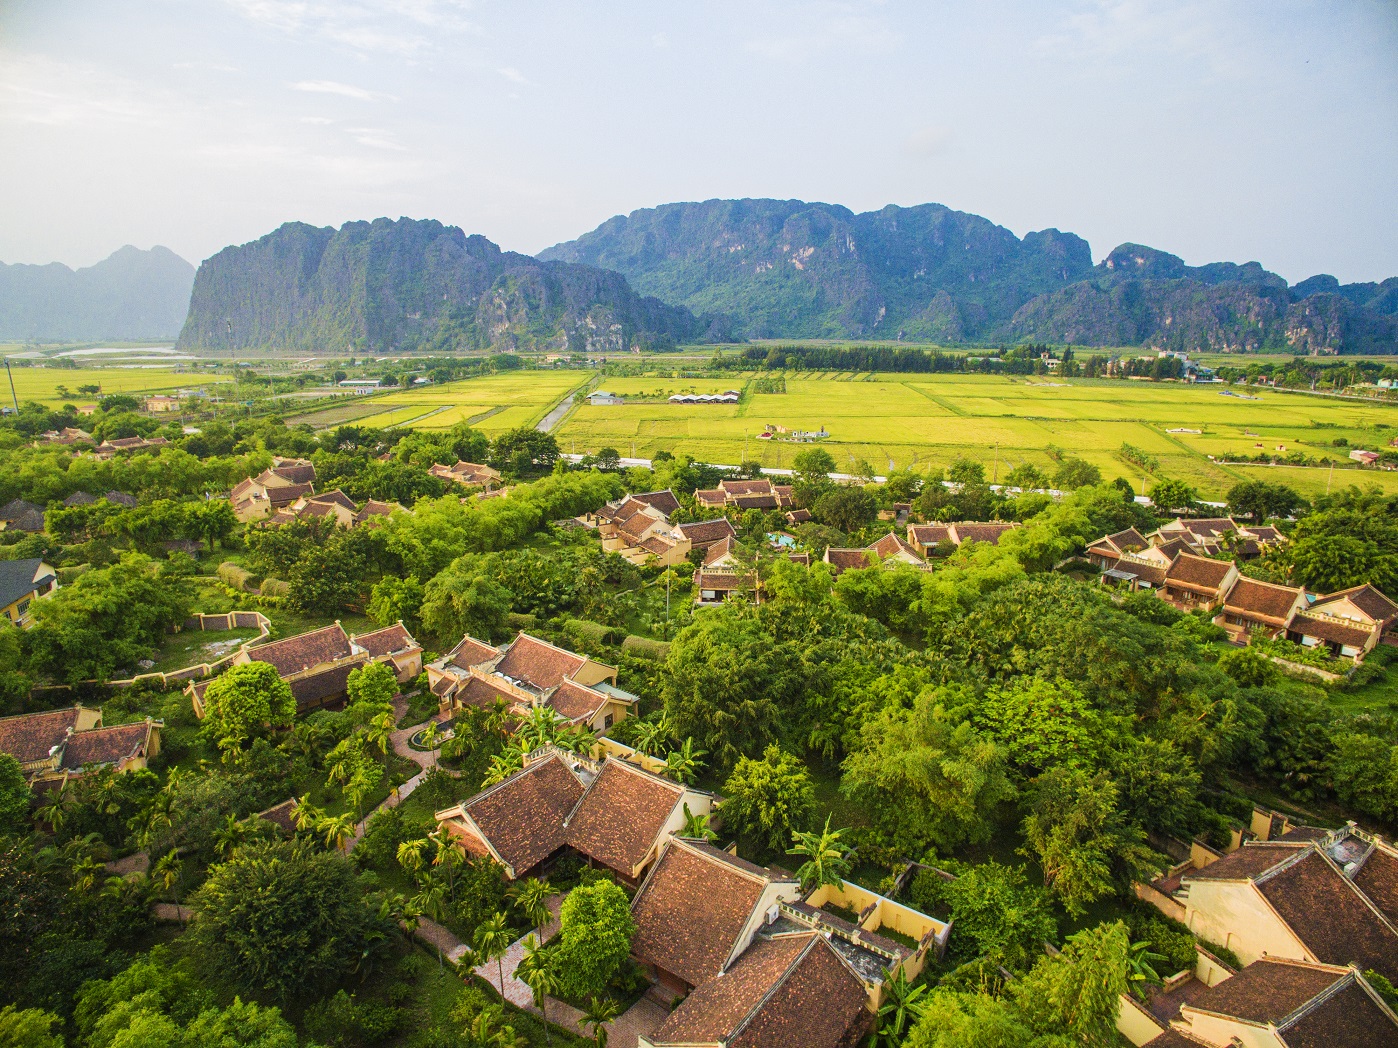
top-left (1010, 921), bottom-right (1131, 1048)
top-left (0, 1006), bottom-right (63, 1048)
top-left (1002, 464), bottom-right (1049, 491)
top-left (367, 575), bottom-right (425, 634)
top-left (1226, 480), bottom-right (1304, 522)
top-left (786, 816), bottom-right (852, 893)
top-left (1329, 732), bottom-right (1398, 821)
top-left (1052, 458), bottom-right (1101, 490)
top-left (515, 936), bottom-right (558, 1046)
top-left (187, 499), bottom-right (239, 552)
top-left (551, 879), bottom-right (634, 1001)
top-left (947, 457), bottom-right (985, 486)
top-left (0, 752), bottom-right (32, 834)
top-left (188, 839), bottom-right (386, 1001)
top-left (508, 877), bottom-right (559, 941)
top-left (664, 737), bottom-right (705, 785)
top-left (1019, 767), bottom-right (1159, 916)
top-left (421, 559), bottom-right (513, 643)
top-left (874, 968), bottom-right (928, 1048)
top-left (910, 862), bottom-right (1056, 971)
top-left (813, 486), bottom-right (878, 533)
top-left (200, 662), bottom-right (296, 758)
top-left (579, 998), bottom-right (618, 1048)
top-left (1148, 478), bottom-right (1198, 514)
top-left (474, 911), bottom-right (513, 1000)
top-left (721, 746), bottom-right (816, 853)
top-left (630, 716), bottom-right (671, 756)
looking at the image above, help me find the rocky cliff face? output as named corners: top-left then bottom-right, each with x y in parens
top-left (0, 245), bottom-right (195, 341)
top-left (542, 200), bottom-right (1398, 353)
top-left (177, 218), bottom-right (705, 354)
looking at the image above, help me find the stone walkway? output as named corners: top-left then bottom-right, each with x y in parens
top-left (345, 706), bottom-right (452, 850)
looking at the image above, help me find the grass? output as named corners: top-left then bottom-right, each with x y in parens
top-left (547, 370), bottom-right (1398, 498)
top-left (0, 364), bottom-right (230, 406)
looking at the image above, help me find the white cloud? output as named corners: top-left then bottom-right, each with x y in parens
top-left (652, 32), bottom-right (669, 48)
top-left (223, 0), bottom-right (477, 55)
top-left (346, 126), bottom-right (407, 151)
top-left (0, 53), bottom-right (169, 127)
top-left (290, 79), bottom-right (395, 101)
top-left (497, 66), bottom-right (528, 85)
top-left (300, 115), bottom-right (335, 124)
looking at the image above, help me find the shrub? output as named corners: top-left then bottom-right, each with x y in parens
top-left (260, 577), bottom-right (289, 597)
top-left (217, 562), bottom-right (254, 591)
top-left (622, 635), bottom-right (670, 660)
top-left (550, 879), bottom-right (635, 1001)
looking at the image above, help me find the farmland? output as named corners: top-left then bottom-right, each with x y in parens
top-left (0, 364), bottom-right (228, 406)
top-left (350, 370), bottom-right (588, 435)
top-left (552, 371), bottom-right (1398, 498)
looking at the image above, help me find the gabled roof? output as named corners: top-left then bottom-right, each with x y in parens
top-left (823, 548), bottom-right (872, 572)
top-left (1105, 527), bottom-right (1149, 551)
top-left (457, 754), bottom-right (584, 875)
top-left (633, 489), bottom-right (681, 517)
top-left (732, 494), bottom-right (779, 510)
top-left (703, 536), bottom-right (738, 566)
top-left (695, 571), bottom-right (749, 592)
top-left (352, 622), bottom-right (420, 658)
top-left (1279, 973), bottom-right (1398, 1048)
top-left (630, 839), bottom-right (796, 987)
top-left (446, 634), bottom-right (502, 671)
top-left (1115, 558), bottom-right (1169, 585)
top-left (353, 499), bottom-right (403, 524)
top-left (785, 508), bottom-right (812, 524)
top-left (269, 461), bottom-right (316, 485)
top-left (950, 522), bottom-right (1017, 545)
top-left (1181, 958), bottom-right (1344, 1026)
top-left (678, 518), bottom-right (738, 546)
top-left (4, 508), bottom-right (45, 532)
top-left (0, 558), bottom-right (53, 609)
top-left (868, 532), bottom-right (923, 562)
top-left (1311, 584), bottom-right (1398, 625)
top-left (1184, 842), bottom-right (1306, 881)
top-left (908, 523), bottom-right (951, 546)
top-left (1353, 846), bottom-right (1398, 924)
top-left (1169, 516), bottom-right (1238, 538)
top-left (493, 633), bottom-right (590, 691)
top-left (308, 489), bottom-right (357, 512)
top-left (268, 482), bottom-right (314, 507)
top-left (1155, 536), bottom-right (1195, 560)
top-left (565, 758), bottom-right (683, 875)
top-left (1165, 553), bottom-right (1234, 590)
top-left (1290, 613), bottom-right (1374, 648)
top-left (1242, 524), bottom-right (1284, 543)
top-left (547, 678), bottom-right (609, 723)
top-left (1223, 577), bottom-right (1305, 623)
top-left (451, 675), bottom-right (518, 711)
top-left (288, 659), bottom-right (365, 712)
top-left (60, 721), bottom-right (153, 770)
top-left (0, 707), bottom-right (81, 764)
top-left (0, 499), bottom-right (42, 521)
top-left (246, 623), bottom-right (353, 676)
top-left (649, 932), bottom-right (869, 1048)
top-left (720, 479), bottom-right (776, 497)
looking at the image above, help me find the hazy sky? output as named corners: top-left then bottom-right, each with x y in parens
top-left (1, 1), bottom-right (1395, 283)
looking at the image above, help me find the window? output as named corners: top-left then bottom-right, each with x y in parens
top-left (604, 714), bottom-right (614, 730)
top-left (16, 600), bottom-right (29, 618)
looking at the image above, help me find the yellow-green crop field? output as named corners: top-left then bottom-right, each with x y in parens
top-left (552, 372), bottom-right (1398, 499)
top-left (0, 366), bottom-right (229, 406)
top-left (351, 371), bottom-right (587, 436)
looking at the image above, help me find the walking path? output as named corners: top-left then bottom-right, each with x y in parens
top-left (346, 705), bottom-right (451, 850)
top-left (536, 393), bottom-right (576, 433)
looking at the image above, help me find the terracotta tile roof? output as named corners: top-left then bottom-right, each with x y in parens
top-left (721, 479), bottom-right (776, 497)
top-left (247, 624), bottom-right (353, 676)
top-left (461, 754), bottom-right (584, 875)
top-left (353, 499), bottom-right (401, 524)
top-left (651, 934), bottom-right (810, 1045)
top-left (1277, 825), bottom-right (1331, 842)
top-left (695, 488), bottom-right (726, 506)
top-left (678, 518), bottom-right (738, 547)
top-left (256, 799), bottom-right (299, 834)
top-left (1313, 583), bottom-right (1398, 624)
top-left (60, 721), bottom-right (152, 770)
top-left (447, 635), bottom-right (501, 670)
top-left (353, 623), bottom-right (419, 658)
top-left (909, 523), bottom-right (951, 546)
top-left (695, 571), bottom-right (748, 592)
top-left (1257, 849), bottom-right (1398, 981)
top-left (785, 509), bottom-right (812, 524)
top-left (267, 482), bottom-right (314, 507)
top-left (452, 675), bottom-right (517, 710)
top-left (786, 552), bottom-right (810, 566)
top-left (631, 841), bottom-right (789, 986)
top-left (1244, 525), bottom-right (1284, 543)
top-left (638, 535), bottom-right (676, 556)
top-left (1165, 553), bottom-right (1234, 591)
top-left (289, 659), bottom-right (364, 712)
top-left (823, 548), bottom-right (872, 573)
top-left (298, 502), bottom-right (339, 520)
top-left (566, 759), bottom-right (683, 875)
top-left (868, 532), bottom-right (923, 562)
top-left (1156, 536), bottom-right (1194, 560)
top-left (1353, 847), bottom-right (1398, 923)
top-left (547, 679), bottom-right (609, 722)
top-left (494, 634), bottom-right (588, 691)
top-left (1115, 558), bottom-right (1169, 585)
top-left (0, 707), bottom-right (81, 764)
top-left (703, 536), bottom-right (737, 565)
top-left (729, 935), bottom-right (871, 1048)
top-left (951, 522), bottom-right (1017, 545)
top-left (1184, 843), bottom-right (1305, 881)
top-left (618, 510), bottom-right (661, 543)
top-left (271, 460), bottom-right (316, 485)
top-left (633, 490), bottom-right (681, 516)
top-left (1142, 1031), bottom-right (1211, 1048)
top-left (732, 494), bottom-right (780, 510)
top-left (1182, 958), bottom-right (1342, 1024)
top-left (1223, 577), bottom-right (1305, 623)
top-left (1105, 527), bottom-right (1149, 551)
top-left (1290, 613), bottom-right (1374, 648)
top-left (1280, 976), bottom-right (1398, 1048)
top-left (309, 489), bottom-right (357, 512)
top-left (1177, 517), bottom-right (1239, 538)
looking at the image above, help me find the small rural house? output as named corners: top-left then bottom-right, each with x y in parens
top-left (694, 478), bottom-right (795, 512)
top-left (229, 457), bottom-right (317, 521)
top-left (0, 558), bottom-right (58, 627)
top-left (676, 516), bottom-right (739, 553)
top-left (905, 521), bottom-right (1018, 556)
top-left (1160, 554), bottom-right (1240, 611)
top-left (589, 490), bottom-right (692, 566)
top-left (0, 705), bottom-right (161, 787)
top-left (428, 460), bottom-right (502, 492)
top-left (1214, 577), bottom-right (1309, 643)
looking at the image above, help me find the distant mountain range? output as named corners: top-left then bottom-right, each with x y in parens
top-left (177, 218), bottom-right (714, 355)
top-left (0, 246), bottom-right (195, 341)
top-left (541, 199), bottom-right (1398, 353)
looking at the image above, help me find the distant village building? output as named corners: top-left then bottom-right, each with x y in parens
top-left (587, 391), bottom-right (624, 405)
top-left (668, 391), bottom-right (740, 404)
top-left (0, 706), bottom-right (161, 790)
top-left (586, 489), bottom-right (694, 567)
top-left (428, 460), bottom-right (502, 492)
top-left (144, 395), bottom-right (180, 413)
top-left (694, 478), bottom-right (795, 511)
top-left (229, 457), bottom-right (317, 521)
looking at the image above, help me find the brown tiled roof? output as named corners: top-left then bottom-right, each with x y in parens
top-left (447, 635), bottom-right (501, 670)
top-left (309, 489), bottom-right (357, 512)
top-left (256, 799), bottom-right (299, 834)
top-left (695, 571), bottom-right (748, 592)
top-left (1165, 553), bottom-right (1234, 591)
top-left (462, 754), bottom-right (583, 875)
top-left (909, 523), bottom-right (951, 546)
top-left (1182, 958), bottom-right (1341, 1025)
top-left (268, 482), bottom-right (314, 507)
top-left (1156, 536), bottom-right (1194, 559)
top-left (0, 707), bottom-right (81, 763)
top-left (634, 490), bottom-right (681, 516)
top-left (951, 522), bottom-right (1017, 545)
top-left (824, 548), bottom-right (872, 572)
top-left (1313, 583), bottom-right (1398, 624)
top-left (703, 536), bottom-right (737, 565)
top-left (547, 679), bottom-right (608, 722)
top-left (1106, 527), bottom-right (1149, 551)
top-left (695, 488), bottom-right (726, 505)
top-left (566, 759), bottom-right (683, 875)
top-left (60, 721), bottom-right (151, 770)
top-left (353, 622), bottom-right (419, 658)
top-left (868, 532), bottom-right (923, 562)
top-left (1281, 976), bottom-right (1398, 1048)
top-left (289, 659), bottom-right (364, 712)
top-left (299, 502), bottom-right (339, 520)
top-left (1184, 843), bottom-right (1304, 881)
top-left (452, 675), bottom-right (517, 710)
top-left (721, 479), bottom-right (776, 496)
top-left (353, 499), bottom-right (401, 524)
top-left (785, 508), bottom-right (812, 524)
top-left (1116, 558), bottom-right (1169, 585)
top-left (618, 511), bottom-right (660, 543)
top-left (1277, 825), bottom-right (1331, 842)
top-left (1142, 1032), bottom-right (1211, 1048)
top-left (732, 494), bottom-right (779, 510)
top-left (651, 934), bottom-right (810, 1045)
top-left (1244, 525), bottom-right (1284, 543)
top-left (494, 634), bottom-right (588, 691)
top-left (1290, 613), bottom-right (1374, 648)
top-left (1257, 849), bottom-right (1398, 981)
top-left (247, 624), bottom-right (353, 676)
top-left (1354, 847), bottom-right (1398, 923)
top-left (678, 518), bottom-right (738, 547)
top-left (271, 462), bottom-right (316, 485)
top-left (1223, 577), bottom-right (1304, 623)
top-left (729, 935), bottom-right (871, 1048)
top-left (631, 841), bottom-right (786, 986)
top-left (1179, 517), bottom-right (1239, 538)
top-left (638, 536), bottom-right (676, 556)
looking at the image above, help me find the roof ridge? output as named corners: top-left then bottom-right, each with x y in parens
top-left (1285, 844), bottom-right (1398, 939)
top-left (464, 751), bottom-right (578, 810)
top-left (1276, 968), bottom-right (1356, 1031)
top-left (1255, 843), bottom-right (1320, 885)
top-left (721, 933), bottom-right (821, 1043)
top-left (674, 838), bottom-right (781, 886)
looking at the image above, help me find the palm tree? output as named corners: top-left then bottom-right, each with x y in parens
top-left (317, 812), bottom-right (357, 851)
top-left (516, 706), bottom-right (560, 752)
top-left (152, 852), bottom-right (183, 902)
top-left (874, 967), bottom-right (927, 1047)
top-left (398, 837), bottom-right (430, 879)
top-left (474, 911), bottom-right (514, 1000)
top-left (430, 826), bottom-right (461, 901)
top-left (366, 710), bottom-right (396, 755)
top-left (787, 816), bottom-right (852, 893)
top-left (419, 720), bottom-right (442, 752)
top-left (212, 813), bottom-right (248, 858)
top-left (680, 802), bottom-right (717, 842)
top-left (37, 788), bottom-right (69, 833)
top-left (514, 935), bottom-right (559, 1046)
top-left (579, 997), bottom-right (618, 1048)
top-left (483, 746), bottom-right (525, 787)
top-left (412, 877), bottom-right (448, 968)
top-left (508, 877), bottom-right (558, 940)
top-left (1126, 938), bottom-right (1168, 999)
top-left (664, 737), bottom-right (705, 785)
top-left (290, 795), bottom-right (325, 833)
top-left (630, 716), bottom-right (670, 756)
top-left (484, 697), bottom-right (513, 739)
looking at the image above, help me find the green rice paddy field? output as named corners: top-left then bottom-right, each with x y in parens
top-left (0, 366), bottom-right (229, 406)
top-left (548, 372), bottom-right (1398, 499)
top-left (350, 371), bottom-right (587, 435)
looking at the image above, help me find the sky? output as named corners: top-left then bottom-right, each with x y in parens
top-left (1, 0), bottom-right (1395, 284)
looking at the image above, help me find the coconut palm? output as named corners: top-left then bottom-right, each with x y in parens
top-left (412, 876), bottom-right (448, 967)
top-left (430, 826), bottom-right (462, 900)
top-left (484, 697), bottom-right (513, 739)
top-left (398, 837), bottom-right (430, 878)
top-left (317, 812), bottom-right (357, 851)
top-left (474, 911), bottom-right (514, 1000)
top-left (37, 788), bottom-right (69, 833)
top-left (579, 997), bottom-right (619, 1048)
top-left (680, 802), bottom-right (717, 842)
top-left (515, 935), bottom-right (558, 1046)
top-left (366, 710), bottom-right (396, 755)
top-left (483, 745), bottom-right (525, 787)
top-left (152, 852), bottom-right (183, 901)
top-left (290, 795), bottom-right (325, 833)
top-left (787, 816), bottom-right (852, 893)
top-left (212, 813), bottom-right (250, 858)
top-left (516, 706), bottom-right (561, 752)
top-left (664, 737), bottom-right (705, 785)
top-left (419, 720), bottom-right (442, 752)
top-left (508, 877), bottom-right (558, 940)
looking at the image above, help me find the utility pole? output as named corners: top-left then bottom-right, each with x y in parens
top-left (4, 358), bottom-right (18, 414)
top-left (992, 442), bottom-right (999, 485)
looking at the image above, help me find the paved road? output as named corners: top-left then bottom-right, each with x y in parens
top-left (536, 393), bottom-right (576, 433)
